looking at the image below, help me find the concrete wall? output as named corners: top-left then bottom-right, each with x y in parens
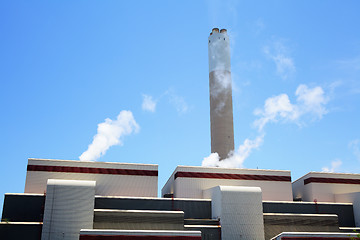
top-left (80, 230), bottom-right (202, 240)
top-left (0, 222), bottom-right (42, 240)
top-left (93, 209), bottom-right (184, 230)
top-left (184, 225), bottom-right (221, 240)
top-left (95, 196), bottom-right (211, 219)
top-left (2, 193), bottom-right (45, 222)
top-left (162, 166), bottom-right (293, 201)
top-left (25, 158), bottom-right (158, 197)
top-left (204, 186), bottom-right (265, 240)
top-left (264, 213), bottom-right (339, 240)
top-left (41, 179), bottom-right (95, 240)
top-left (263, 201), bottom-right (355, 227)
top-left (293, 172), bottom-right (360, 202)
top-left (335, 192), bottom-right (360, 227)
top-left (271, 232), bottom-right (360, 240)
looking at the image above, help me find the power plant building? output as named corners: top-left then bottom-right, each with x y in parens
top-left (1, 29), bottom-right (360, 240)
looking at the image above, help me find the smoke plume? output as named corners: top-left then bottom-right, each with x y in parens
top-left (79, 110), bottom-right (139, 161)
top-left (202, 134), bottom-right (264, 168)
top-left (202, 84), bottom-right (329, 168)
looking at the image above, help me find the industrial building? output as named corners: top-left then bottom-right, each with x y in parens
top-left (1, 28), bottom-right (360, 239)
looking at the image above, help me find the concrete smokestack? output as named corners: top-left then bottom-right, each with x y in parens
top-left (208, 28), bottom-right (235, 160)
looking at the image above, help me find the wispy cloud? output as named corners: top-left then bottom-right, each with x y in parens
top-left (142, 94), bottom-right (157, 113)
top-left (165, 89), bottom-right (189, 115)
top-left (337, 56), bottom-right (360, 71)
top-left (349, 139), bottom-right (360, 161)
top-left (141, 89), bottom-right (189, 115)
top-left (254, 84), bottom-right (328, 131)
top-left (79, 111), bottom-right (139, 162)
top-left (263, 40), bottom-right (295, 80)
top-left (322, 159), bottom-right (342, 173)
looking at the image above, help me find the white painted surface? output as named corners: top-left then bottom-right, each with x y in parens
top-left (292, 172), bottom-right (360, 202)
top-left (335, 192), bottom-right (360, 227)
top-left (41, 179), bottom-right (95, 240)
top-left (80, 229), bottom-right (201, 236)
top-left (204, 186), bottom-right (265, 240)
top-left (162, 166), bottom-right (293, 201)
top-left (25, 158), bottom-right (158, 197)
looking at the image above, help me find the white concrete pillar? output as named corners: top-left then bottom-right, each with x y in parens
top-left (41, 179), bottom-right (96, 240)
top-left (204, 186), bottom-right (265, 240)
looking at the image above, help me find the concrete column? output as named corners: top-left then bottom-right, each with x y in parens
top-left (204, 186), bottom-right (265, 240)
top-left (208, 28), bottom-right (235, 160)
top-left (41, 179), bottom-right (96, 240)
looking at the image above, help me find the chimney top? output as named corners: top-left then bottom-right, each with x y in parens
top-left (211, 28), bottom-right (220, 34)
top-left (220, 29), bottom-right (227, 34)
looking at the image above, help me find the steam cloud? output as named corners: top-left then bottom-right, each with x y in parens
top-left (79, 110), bottom-right (139, 162)
top-left (202, 134), bottom-right (264, 168)
top-left (202, 84), bottom-right (329, 168)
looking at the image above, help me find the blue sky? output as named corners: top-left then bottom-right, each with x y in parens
top-left (1, 0), bottom-right (360, 214)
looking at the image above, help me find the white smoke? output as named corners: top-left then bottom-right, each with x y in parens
top-left (79, 110), bottom-right (139, 161)
top-left (202, 134), bottom-right (264, 168)
top-left (202, 84), bottom-right (329, 169)
top-left (322, 159), bottom-right (342, 173)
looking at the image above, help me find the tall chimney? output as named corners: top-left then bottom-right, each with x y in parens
top-left (208, 28), bottom-right (235, 160)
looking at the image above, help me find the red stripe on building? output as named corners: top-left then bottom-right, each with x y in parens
top-left (174, 171), bottom-right (291, 182)
top-left (281, 237), bottom-right (358, 240)
top-left (27, 165), bottom-right (158, 176)
top-left (304, 177), bottom-right (360, 185)
top-left (80, 235), bottom-right (201, 240)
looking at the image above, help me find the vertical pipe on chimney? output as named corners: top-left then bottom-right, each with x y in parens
top-left (208, 28), bottom-right (235, 160)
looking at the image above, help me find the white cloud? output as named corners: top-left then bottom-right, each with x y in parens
top-left (254, 84), bottom-right (329, 131)
top-left (349, 139), bottom-right (360, 161)
top-left (263, 41), bottom-right (295, 80)
top-left (142, 94), bottom-right (157, 112)
top-left (295, 84), bottom-right (328, 119)
top-left (253, 93), bottom-right (297, 131)
top-left (202, 134), bottom-right (264, 168)
top-left (322, 159), bottom-right (342, 173)
top-left (79, 110), bottom-right (139, 162)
